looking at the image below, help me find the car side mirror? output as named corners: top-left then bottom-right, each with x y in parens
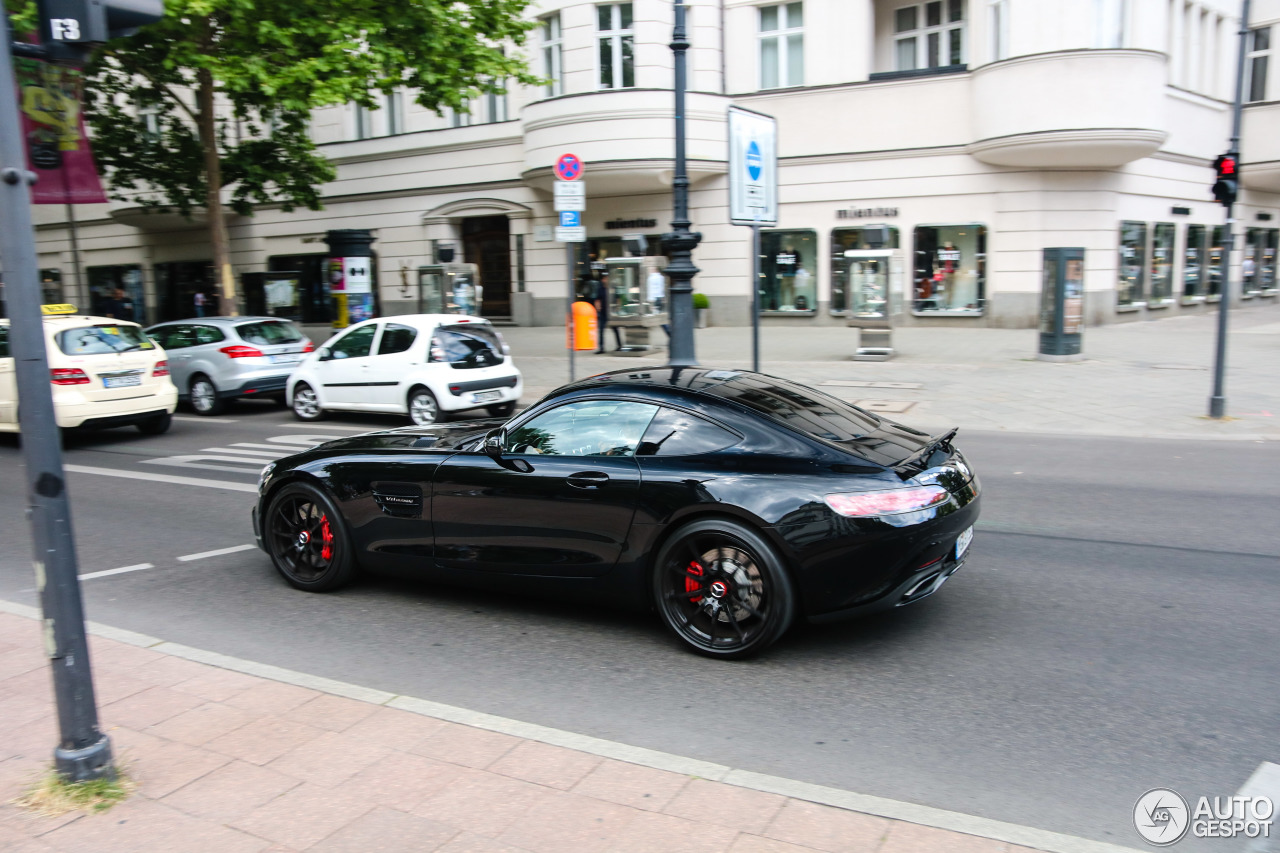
top-left (483, 429), bottom-right (503, 459)
top-left (317, 346), bottom-right (332, 361)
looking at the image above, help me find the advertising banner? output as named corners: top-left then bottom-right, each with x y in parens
top-left (14, 57), bottom-right (107, 205)
top-left (329, 257), bottom-right (374, 328)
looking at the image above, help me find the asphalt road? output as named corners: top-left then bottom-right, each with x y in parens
top-left (0, 400), bottom-right (1277, 851)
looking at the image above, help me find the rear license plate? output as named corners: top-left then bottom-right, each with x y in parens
top-left (473, 390), bottom-right (502, 403)
top-left (955, 526), bottom-right (974, 559)
top-left (268, 354), bottom-right (300, 364)
top-left (103, 375), bottom-right (141, 389)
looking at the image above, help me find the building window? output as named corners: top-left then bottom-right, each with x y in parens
top-left (759, 3), bottom-right (804, 89)
top-left (598, 3), bottom-right (635, 90)
top-left (1150, 222), bottom-right (1175, 302)
top-left (759, 230), bottom-right (817, 313)
top-left (88, 264), bottom-right (148, 324)
top-left (912, 224), bottom-right (986, 314)
top-left (354, 103), bottom-right (372, 140)
top-left (830, 227), bottom-right (900, 314)
top-left (1117, 221), bottom-right (1146, 306)
top-left (1244, 228), bottom-right (1277, 293)
top-left (542, 14), bottom-right (563, 96)
top-left (39, 269), bottom-right (63, 305)
top-left (1094, 0), bottom-right (1126, 48)
top-left (1207, 226), bottom-right (1225, 297)
top-left (894, 1), bottom-right (965, 73)
top-left (386, 91), bottom-right (403, 136)
top-left (450, 101), bottom-right (472, 128)
top-left (1247, 27), bottom-right (1270, 102)
top-left (486, 86), bottom-right (508, 123)
top-left (989, 0), bottom-right (1009, 61)
top-left (1184, 224), bottom-right (1205, 299)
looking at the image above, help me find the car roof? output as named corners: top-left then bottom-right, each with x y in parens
top-left (146, 316), bottom-right (294, 328)
top-left (351, 314), bottom-right (490, 330)
top-left (0, 315), bottom-right (142, 329)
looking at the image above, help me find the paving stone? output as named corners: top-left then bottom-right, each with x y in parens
top-left (488, 739), bottom-right (602, 791)
top-left (495, 790), bottom-right (635, 853)
top-left (171, 667), bottom-right (264, 703)
top-left (128, 654), bottom-right (215, 688)
top-left (662, 778), bottom-right (788, 836)
top-left (411, 721), bottom-right (522, 769)
top-left (41, 797), bottom-right (269, 853)
top-left (101, 685), bottom-right (205, 731)
top-left (341, 751), bottom-right (463, 812)
top-left (343, 706), bottom-right (448, 751)
top-left (287, 692), bottom-right (380, 732)
top-left (231, 782), bottom-right (376, 849)
top-left (310, 806), bottom-right (459, 852)
top-left (204, 715), bottom-right (327, 766)
top-left (411, 768), bottom-right (552, 838)
top-left (116, 735), bottom-right (232, 799)
top-left (727, 835), bottom-right (825, 853)
top-left (146, 701), bottom-right (257, 747)
top-left (761, 799), bottom-right (892, 852)
top-left (570, 758), bottom-right (691, 812)
top-left (223, 681), bottom-right (320, 716)
top-left (267, 729), bottom-right (392, 787)
top-left (877, 822), bottom-right (1010, 853)
top-left (605, 810), bottom-right (737, 853)
top-left (435, 832), bottom-right (537, 853)
top-left (162, 759), bottom-right (301, 822)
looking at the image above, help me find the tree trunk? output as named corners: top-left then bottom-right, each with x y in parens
top-left (195, 65), bottom-right (237, 316)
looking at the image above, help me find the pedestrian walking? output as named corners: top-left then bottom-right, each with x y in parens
top-left (593, 272), bottom-right (623, 353)
top-left (193, 291), bottom-right (206, 318)
top-left (647, 267), bottom-right (671, 338)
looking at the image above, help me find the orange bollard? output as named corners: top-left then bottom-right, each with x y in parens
top-left (567, 300), bottom-right (599, 351)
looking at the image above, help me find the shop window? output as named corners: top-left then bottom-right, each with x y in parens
top-left (598, 3), bottom-right (635, 90)
top-left (39, 269), bottom-right (63, 305)
top-left (894, 1), bottom-right (965, 73)
top-left (830, 226), bottom-right (900, 314)
top-left (760, 2), bottom-right (804, 89)
top-left (1206, 226), bottom-right (1225, 297)
top-left (1150, 222), bottom-right (1174, 302)
top-left (1243, 227), bottom-right (1277, 293)
top-left (154, 261), bottom-right (215, 323)
top-left (912, 224), bottom-right (985, 315)
top-left (1264, 229), bottom-right (1278, 291)
top-left (759, 230), bottom-right (818, 313)
top-left (1117, 221), bottom-right (1146, 306)
top-left (542, 14), bottom-right (564, 97)
top-left (1247, 27), bottom-right (1270, 102)
top-left (87, 264), bottom-right (147, 324)
top-left (1184, 224), bottom-right (1206, 299)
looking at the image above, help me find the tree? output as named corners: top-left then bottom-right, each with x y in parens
top-left (66, 0), bottom-right (538, 314)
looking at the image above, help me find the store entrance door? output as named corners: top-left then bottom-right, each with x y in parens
top-left (462, 215), bottom-right (511, 317)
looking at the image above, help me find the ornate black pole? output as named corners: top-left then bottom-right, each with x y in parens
top-left (662, 0), bottom-right (700, 367)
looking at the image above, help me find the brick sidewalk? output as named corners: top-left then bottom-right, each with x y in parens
top-left (0, 611), bottom-right (1058, 853)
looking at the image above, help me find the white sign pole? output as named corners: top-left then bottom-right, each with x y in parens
top-left (728, 107), bottom-right (777, 372)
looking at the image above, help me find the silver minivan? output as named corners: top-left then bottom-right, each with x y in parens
top-left (145, 317), bottom-right (313, 415)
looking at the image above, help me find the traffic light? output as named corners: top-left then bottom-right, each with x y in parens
top-left (36, 0), bottom-right (164, 64)
top-left (1212, 153), bottom-right (1239, 207)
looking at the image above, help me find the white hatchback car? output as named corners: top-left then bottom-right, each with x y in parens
top-left (286, 315), bottom-right (522, 425)
top-left (0, 306), bottom-right (178, 434)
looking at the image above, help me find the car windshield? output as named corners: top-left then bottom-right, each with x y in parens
top-left (55, 324), bottom-right (155, 355)
top-left (236, 321), bottom-right (304, 345)
top-left (699, 373), bottom-right (880, 441)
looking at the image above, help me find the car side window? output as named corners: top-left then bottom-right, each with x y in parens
top-left (149, 325), bottom-right (194, 349)
top-left (328, 325), bottom-right (376, 360)
top-left (0, 326), bottom-right (8, 358)
top-left (636, 407), bottom-right (741, 456)
top-left (377, 324), bottom-right (417, 356)
top-left (505, 400), bottom-right (659, 457)
top-left (194, 325), bottom-right (226, 345)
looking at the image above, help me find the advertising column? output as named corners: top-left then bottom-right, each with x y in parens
top-left (324, 229), bottom-right (376, 329)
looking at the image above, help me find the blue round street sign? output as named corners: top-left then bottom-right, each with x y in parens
top-left (746, 141), bottom-right (762, 181)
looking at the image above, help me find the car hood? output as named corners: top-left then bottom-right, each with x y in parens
top-left (312, 419), bottom-right (506, 454)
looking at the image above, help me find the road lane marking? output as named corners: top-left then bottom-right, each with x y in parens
top-left (200, 447), bottom-right (281, 458)
top-left (177, 544), bottom-right (256, 562)
top-left (173, 415), bottom-right (239, 423)
top-left (80, 563), bottom-right (154, 581)
top-left (140, 433), bottom-right (351, 474)
top-left (64, 464), bottom-right (258, 492)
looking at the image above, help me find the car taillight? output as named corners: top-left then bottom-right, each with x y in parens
top-left (50, 368), bottom-right (91, 386)
top-left (824, 486), bottom-right (949, 517)
top-left (152, 360), bottom-right (169, 377)
top-left (219, 345), bottom-right (264, 359)
top-left (301, 340), bottom-right (315, 353)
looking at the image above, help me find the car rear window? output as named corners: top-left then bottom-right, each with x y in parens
top-left (429, 324), bottom-right (505, 368)
top-left (55, 324), bottom-right (155, 355)
top-left (236, 321), bottom-right (303, 345)
top-left (699, 373), bottom-right (879, 442)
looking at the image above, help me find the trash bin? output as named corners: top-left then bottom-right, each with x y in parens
top-left (1038, 248), bottom-right (1085, 362)
top-left (567, 299), bottom-right (598, 351)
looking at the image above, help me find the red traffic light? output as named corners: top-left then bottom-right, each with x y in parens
top-left (1214, 153), bottom-right (1238, 177)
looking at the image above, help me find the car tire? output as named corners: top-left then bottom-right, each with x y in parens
top-left (136, 412), bottom-right (172, 436)
top-left (652, 518), bottom-right (795, 659)
top-left (407, 387), bottom-right (442, 426)
top-left (487, 401), bottom-right (516, 418)
top-left (292, 383), bottom-right (325, 421)
top-left (263, 481), bottom-right (357, 592)
top-left (189, 375), bottom-right (224, 416)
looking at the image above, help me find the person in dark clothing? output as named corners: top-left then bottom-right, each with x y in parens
top-left (593, 272), bottom-right (623, 353)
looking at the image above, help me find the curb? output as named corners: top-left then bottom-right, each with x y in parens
top-left (0, 597), bottom-right (1144, 853)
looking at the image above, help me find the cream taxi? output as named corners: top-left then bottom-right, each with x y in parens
top-left (0, 305), bottom-right (178, 434)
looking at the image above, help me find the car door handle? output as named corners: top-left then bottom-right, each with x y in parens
top-left (566, 471), bottom-right (610, 489)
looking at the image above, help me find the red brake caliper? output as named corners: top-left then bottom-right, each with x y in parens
top-left (685, 561), bottom-right (704, 603)
top-left (320, 515), bottom-right (333, 561)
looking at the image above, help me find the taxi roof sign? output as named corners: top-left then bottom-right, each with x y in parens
top-left (41, 304), bottom-right (78, 315)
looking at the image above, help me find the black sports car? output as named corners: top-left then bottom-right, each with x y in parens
top-left (252, 368), bottom-right (980, 658)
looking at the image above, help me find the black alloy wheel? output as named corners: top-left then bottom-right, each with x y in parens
top-left (265, 482), bottom-right (356, 591)
top-left (487, 401), bottom-right (516, 418)
top-left (653, 519), bottom-right (795, 659)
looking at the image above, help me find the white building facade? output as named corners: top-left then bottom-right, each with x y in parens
top-left (23, 0), bottom-right (1280, 332)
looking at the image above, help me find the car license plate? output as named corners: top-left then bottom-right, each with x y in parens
top-left (268, 354), bottom-right (301, 364)
top-left (955, 526), bottom-right (974, 559)
top-left (103, 375), bottom-right (141, 389)
top-left (473, 390), bottom-right (501, 403)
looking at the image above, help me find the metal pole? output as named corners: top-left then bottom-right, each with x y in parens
top-left (663, 0), bottom-right (701, 367)
top-left (1210, 0), bottom-right (1250, 418)
top-left (63, 197), bottom-right (85, 307)
top-left (751, 223), bottom-right (760, 372)
top-left (0, 36), bottom-right (113, 781)
top-left (566, 241), bottom-right (575, 382)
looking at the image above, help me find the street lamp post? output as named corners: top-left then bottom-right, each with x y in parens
top-left (662, 0), bottom-right (701, 367)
